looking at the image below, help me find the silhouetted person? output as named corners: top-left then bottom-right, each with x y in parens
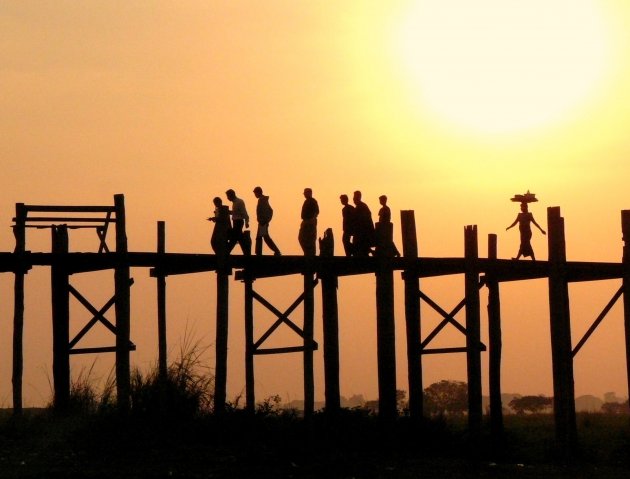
top-left (319, 227), bottom-right (334, 257)
top-left (299, 188), bottom-right (319, 256)
top-left (226, 189), bottom-right (251, 255)
top-left (253, 186), bottom-right (281, 256)
top-left (375, 195), bottom-right (400, 257)
top-left (377, 195), bottom-right (392, 223)
top-left (506, 202), bottom-right (546, 260)
top-left (352, 190), bottom-right (374, 257)
top-left (208, 197), bottom-right (232, 256)
top-left (339, 194), bottom-right (356, 256)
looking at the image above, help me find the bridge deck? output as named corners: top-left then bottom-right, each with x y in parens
top-left (0, 251), bottom-right (623, 282)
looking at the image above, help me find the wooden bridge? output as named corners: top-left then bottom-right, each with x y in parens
top-left (3, 194), bottom-right (630, 452)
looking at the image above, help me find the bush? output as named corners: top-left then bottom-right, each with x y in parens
top-left (47, 334), bottom-right (215, 419)
top-left (129, 336), bottom-right (214, 418)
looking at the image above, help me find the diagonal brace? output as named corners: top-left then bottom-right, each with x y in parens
top-left (252, 290), bottom-right (307, 349)
top-left (68, 278), bottom-right (135, 349)
top-left (97, 212), bottom-right (112, 253)
top-left (572, 285), bottom-right (623, 357)
top-left (419, 280), bottom-right (486, 351)
top-left (420, 295), bottom-right (468, 349)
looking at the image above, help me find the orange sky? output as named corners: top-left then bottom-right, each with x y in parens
top-left (2, 1), bottom-right (630, 407)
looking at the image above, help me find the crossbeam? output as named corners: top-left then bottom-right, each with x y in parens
top-left (252, 289), bottom-right (314, 350)
top-left (572, 285), bottom-right (624, 357)
top-left (67, 279), bottom-right (136, 352)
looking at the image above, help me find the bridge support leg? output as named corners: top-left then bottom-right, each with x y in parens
top-left (214, 268), bottom-right (230, 414)
top-left (376, 262), bottom-right (397, 420)
top-left (12, 203), bottom-right (26, 415)
top-left (621, 210), bottom-right (630, 415)
top-left (401, 211), bottom-right (422, 418)
top-left (547, 206), bottom-right (577, 453)
top-left (114, 194), bottom-right (131, 412)
top-left (321, 271), bottom-right (340, 413)
top-left (51, 226), bottom-right (70, 411)
top-left (156, 222), bottom-right (167, 381)
top-left (244, 274), bottom-right (255, 413)
top-left (303, 271), bottom-right (315, 418)
top-left (487, 234), bottom-right (503, 439)
top-left (465, 225), bottom-right (482, 436)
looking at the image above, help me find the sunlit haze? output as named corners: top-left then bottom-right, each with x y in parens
top-left (394, 0), bottom-right (611, 134)
top-left (2, 1), bottom-right (630, 408)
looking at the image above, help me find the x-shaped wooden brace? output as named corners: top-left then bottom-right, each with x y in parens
top-left (418, 280), bottom-right (486, 353)
top-left (251, 285), bottom-right (318, 354)
top-left (68, 278), bottom-right (135, 353)
top-left (96, 211), bottom-right (112, 253)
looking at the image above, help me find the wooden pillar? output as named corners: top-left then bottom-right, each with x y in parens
top-left (465, 225), bottom-right (482, 435)
top-left (156, 221), bottom-right (167, 380)
top-left (214, 266), bottom-right (230, 413)
top-left (303, 270), bottom-right (315, 418)
top-left (320, 234), bottom-right (340, 413)
top-left (401, 210), bottom-right (422, 418)
top-left (620, 210), bottom-right (630, 415)
top-left (51, 226), bottom-right (70, 411)
top-left (376, 241), bottom-right (397, 420)
top-left (114, 194), bottom-right (131, 411)
top-left (547, 206), bottom-right (577, 451)
top-left (244, 274), bottom-right (255, 413)
top-left (486, 233), bottom-right (503, 437)
top-left (12, 202), bottom-right (26, 414)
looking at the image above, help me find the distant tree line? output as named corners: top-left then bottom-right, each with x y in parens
top-left (284, 380), bottom-right (629, 416)
top-left (412, 380), bottom-right (630, 416)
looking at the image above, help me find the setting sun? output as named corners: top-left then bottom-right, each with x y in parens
top-left (393, 0), bottom-right (611, 135)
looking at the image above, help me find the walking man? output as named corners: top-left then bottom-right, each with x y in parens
top-left (340, 194), bottom-right (356, 256)
top-left (375, 194), bottom-right (400, 257)
top-left (226, 188), bottom-right (251, 255)
top-left (352, 190), bottom-right (374, 257)
top-left (208, 196), bottom-right (232, 256)
top-left (253, 186), bottom-right (281, 256)
top-left (298, 188), bottom-right (319, 256)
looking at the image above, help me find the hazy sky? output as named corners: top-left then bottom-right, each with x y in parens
top-left (2, 1), bottom-right (630, 407)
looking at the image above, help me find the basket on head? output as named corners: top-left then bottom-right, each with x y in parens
top-left (510, 190), bottom-right (538, 204)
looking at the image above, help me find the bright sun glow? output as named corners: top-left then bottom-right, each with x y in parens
top-left (394, 0), bottom-right (610, 135)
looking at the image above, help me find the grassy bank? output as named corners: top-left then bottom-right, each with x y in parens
top-left (1, 409), bottom-right (629, 478)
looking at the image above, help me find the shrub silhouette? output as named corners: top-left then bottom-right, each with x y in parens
top-left (509, 395), bottom-right (552, 415)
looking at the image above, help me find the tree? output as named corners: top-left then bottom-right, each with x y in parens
top-left (423, 380), bottom-right (468, 416)
top-left (601, 400), bottom-right (629, 415)
top-left (508, 395), bottom-right (552, 414)
top-left (396, 389), bottom-right (407, 414)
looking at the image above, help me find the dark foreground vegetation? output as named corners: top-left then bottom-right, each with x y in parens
top-left (2, 352), bottom-right (629, 478)
top-left (1, 407), bottom-right (630, 478)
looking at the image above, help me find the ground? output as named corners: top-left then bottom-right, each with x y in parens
top-left (1, 410), bottom-right (629, 478)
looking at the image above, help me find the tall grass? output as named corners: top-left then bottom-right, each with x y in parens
top-left (52, 333), bottom-right (215, 419)
top-left (129, 335), bottom-right (214, 418)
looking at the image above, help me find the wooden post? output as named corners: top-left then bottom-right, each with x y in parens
top-left (12, 203), bottom-right (26, 414)
top-left (547, 206), bottom-right (577, 452)
top-left (214, 266), bottom-right (230, 414)
top-left (320, 233), bottom-right (340, 413)
top-left (156, 221), bottom-right (167, 381)
top-left (487, 233), bottom-right (503, 438)
top-left (465, 225), bottom-right (482, 435)
top-left (303, 270), bottom-right (315, 418)
top-left (621, 210), bottom-right (630, 415)
top-left (401, 210), bottom-right (422, 418)
top-left (114, 194), bottom-right (131, 411)
top-left (244, 274), bottom-right (255, 413)
top-left (51, 226), bottom-right (70, 411)
top-left (376, 240), bottom-right (397, 420)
